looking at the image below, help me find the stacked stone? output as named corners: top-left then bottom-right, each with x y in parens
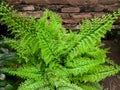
top-left (7, 0), bottom-right (120, 30)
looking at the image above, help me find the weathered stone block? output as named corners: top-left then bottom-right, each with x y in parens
top-left (99, 0), bottom-right (119, 5)
top-left (62, 19), bottom-right (77, 24)
top-left (93, 12), bottom-right (105, 17)
top-left (58, 13), bottom-right (71, 19)
top-left (64, 24), bottom-right (79, 30)
top-left (104, 4), bottom-right (120, 12)
top-left (89, 0), bottom-right (98, 5)
top-left (22, 5), bottom-right (35, 11)
top-left (7, 0), bottom-right (21, 4)
top-left (23, 0), bottom-right (46, 4)
top-left (71, 13), bottom-right (92, 19)
top-left (94, 5), bottom-right (105, 12)
top-left (61, 7), bottom-right (80, 13)
top-left (47, 0), bottom-right (69, 4)
top-left (23, 11), bottom-right (44, 18)
top-left (46, 5), bottom-right (63, 11)
top-left (67, 0), bottom-right (88, 6)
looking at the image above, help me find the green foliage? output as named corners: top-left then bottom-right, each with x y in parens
top-left (0, 40), bottom-right (16, 66)
top-left (1, 1), bottom-right (120, 90)
top-left (0, 39), bottom-right (16, 90)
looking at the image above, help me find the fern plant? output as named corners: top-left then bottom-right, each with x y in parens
top-left (0, 1), bottom-right (120, 90)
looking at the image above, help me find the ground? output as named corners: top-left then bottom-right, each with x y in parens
top-left (101, 40), bottom-right (120, 90)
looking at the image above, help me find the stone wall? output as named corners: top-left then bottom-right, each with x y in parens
top-left (7, 0), bottom-right (120, 30)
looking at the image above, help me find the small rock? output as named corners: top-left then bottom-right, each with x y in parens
top-left (5, 84), bottom-right (14, 90)
top-left (0, 87), bottom-right (6, 90)
top-left (0, 74), bottom-right (6, 80)
top-left (23, 5), bottom-right (35, 11)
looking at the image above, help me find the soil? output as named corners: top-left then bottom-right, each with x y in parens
top-left (101, 40), bottom-right (120, 90)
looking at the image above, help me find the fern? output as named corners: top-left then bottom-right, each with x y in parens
top-left (18, 79), bottom-right (49, 90)
top-left (0, 1), bottom-right (120, 90)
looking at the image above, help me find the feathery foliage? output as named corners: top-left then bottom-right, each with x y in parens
top-left (0, 1), bottom-right (120, 90)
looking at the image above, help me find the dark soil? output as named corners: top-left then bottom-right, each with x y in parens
top-left (101, 40), bottom-right (120, 90)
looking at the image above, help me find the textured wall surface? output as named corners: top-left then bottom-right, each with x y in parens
top-left (7, 0), bottom-right (120, 30)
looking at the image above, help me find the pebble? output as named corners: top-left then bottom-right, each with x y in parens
top-left (0, 74), bottom-right (6, 80)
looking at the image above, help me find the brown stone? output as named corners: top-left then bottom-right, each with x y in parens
top-left (61, 7), bottom-right (80, 13)
top-left (71, 13), bottom-right (92, 19)
top-left (98, 0), bottom-right (118, 5)
top-left (58, 13), bottom-right (71, 19)
top-left (7, 0), bottom-right (21, 4)
top-left (23, 0), bottom-right (47, 4)
top-left (73, 25), bottom-right (80, 30)
top-left (89, 0), bottom-right (98, 5)
top-left (22, 0), bottom-right (69, 4)
top-left (23, 11), bottom-right (44, 18)
top-left (63, 19), bottom-right (81, 24)
top-left (70, 24), bottom-right (80, 30)
top-left (70, 13), bottom-right (92, 24)
top-left (46, 5), bottom-right (63, 11)
top-left (22, 5), bottom-right (35, 11)
top-left (94, 5), bottom-right (105, 12)
top-left (63, 24), bottom-right (79, 30)
top-left (93, 12), bottom-right (105, 18)
top-left (63, 19), bottom-right (76, 24)
top-left (46, 0), bottom-right (69, 4)
top-left (104, 4), bottom-right (120, 12)
top-left (67, 0), bottom-right (88, 6)
top-left (83, 6), bottom-right (95, 12)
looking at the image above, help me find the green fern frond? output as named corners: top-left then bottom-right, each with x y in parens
top-left (53, 78), bottom-right (84, 90)
top-left (35, 10), bottom-right (63, 65)
top-left (68, 58), bottom-right (107, 76)
top-left (67, 10), bottom-right (120, 61)
top-left (80, 65), bottom-right (120, 82)
top-left (66, 47), bottom-right (107, 67)
top-left (1, 65), bottom-right (41, 80)
top-left (18, 79), bottom-right (50, 90)
top-left (79, 83), bottom-right (102, 90)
